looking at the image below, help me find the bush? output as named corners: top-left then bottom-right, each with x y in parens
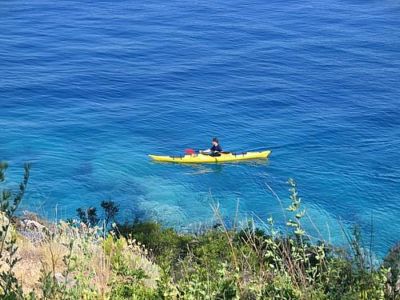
top-left (383, 243), bottom-right (400, 299)
top-left (0, 162), bottom-right (30, 299)
top-left (117, 221), bottom-right (192, 264)
top-left (0, 165), bottom-right (397, 299)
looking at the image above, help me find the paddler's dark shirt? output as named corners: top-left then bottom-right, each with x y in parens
top-left (211, 144), bottom-right (222, 152)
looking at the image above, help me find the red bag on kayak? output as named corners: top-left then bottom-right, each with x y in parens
top-left (185, 149), bottom-right (195, 155)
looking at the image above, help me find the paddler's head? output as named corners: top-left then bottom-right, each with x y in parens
top-left (212, 137), bottom-right (219, 146)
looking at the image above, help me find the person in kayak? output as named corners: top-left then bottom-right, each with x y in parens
top-left (201, 138), bottom-right (222, 156)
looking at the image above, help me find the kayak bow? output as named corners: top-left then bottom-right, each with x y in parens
top-left (149, 150), bottom-right (271, 164)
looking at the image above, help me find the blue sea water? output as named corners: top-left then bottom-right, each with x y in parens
top-left (1, 0), bottom-right (399, 256)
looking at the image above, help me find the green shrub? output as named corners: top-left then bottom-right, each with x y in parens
top-left (0, 166), bottom-right (396, 299)
top-left (383, 243), bottom-right (400, 299)
top-left (117, 221), bottom-right (192, 264)
top-left (0, 162), bottom-right (30, 299)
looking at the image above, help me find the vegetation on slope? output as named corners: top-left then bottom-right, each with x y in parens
top-left (0, 163), bottom-right (399, 299)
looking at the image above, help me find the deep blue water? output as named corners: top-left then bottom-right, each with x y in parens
top-left (1, 0), bottom-right (399, 256)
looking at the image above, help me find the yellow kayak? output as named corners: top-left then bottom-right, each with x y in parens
top-left (149, 150), bottom-right (271, 164)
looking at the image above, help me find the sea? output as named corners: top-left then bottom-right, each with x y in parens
top-left (1, 0), bottom-right (399, 257)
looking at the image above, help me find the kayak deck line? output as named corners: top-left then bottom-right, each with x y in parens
top-left (149, 150), bottom-right (271, 164)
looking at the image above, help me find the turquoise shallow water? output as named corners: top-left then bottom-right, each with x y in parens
top-left (1, 0), bottom-right (400, 256)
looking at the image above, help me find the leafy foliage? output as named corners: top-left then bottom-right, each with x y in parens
top-left (101, 200), bottom-right (119, 227)
top-left (383, 243), bottom-right (400, 299)
top-left (0, 162), bottom-right (31, 299)
top-left (117, 220), bottom-right (192, 264)
top-left (76, 207), bottom-right (99, 226)
top-left (0, 166), bottom-right (397, 299)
